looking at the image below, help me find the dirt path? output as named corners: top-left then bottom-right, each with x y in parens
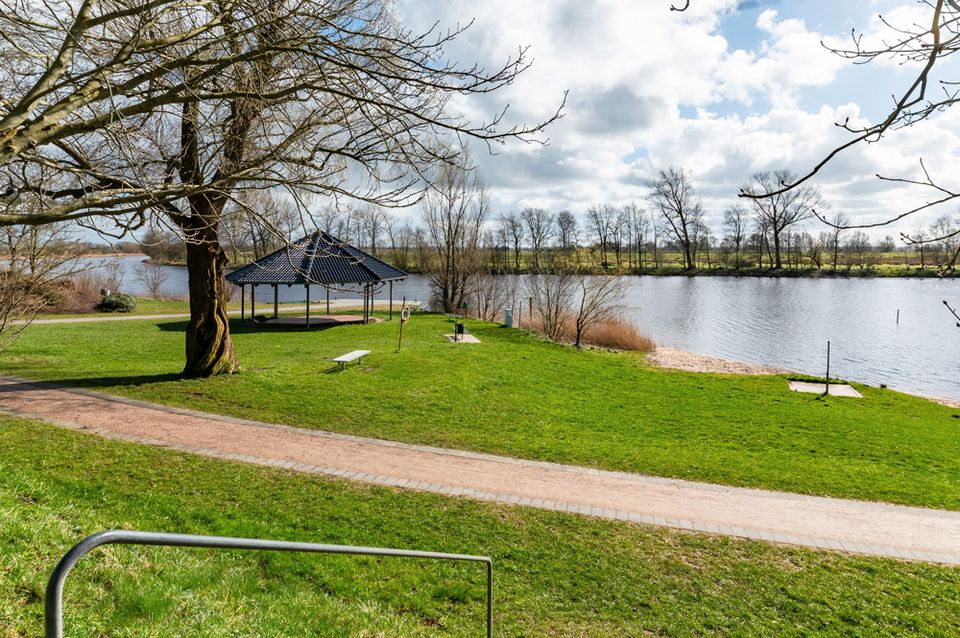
top-left (2, 375), bottom-right (959, 565)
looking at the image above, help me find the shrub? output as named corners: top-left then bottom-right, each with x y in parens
top-left (97, 293), bottom-right (137, 313)
top-left (579, 315), bottom-right (656, 352)
top-left (533, 311), bottom-right (655, 353)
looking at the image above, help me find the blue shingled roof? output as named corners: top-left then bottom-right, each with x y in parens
top-left (225, 231), bottom-right (407, 286)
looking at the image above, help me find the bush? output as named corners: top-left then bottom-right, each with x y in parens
top-left (97, 293), bottom-right (137, 313)
top-left (579, 316), bottom-right (656, 352)
top-left (533, 311), bottom-right (655, 353)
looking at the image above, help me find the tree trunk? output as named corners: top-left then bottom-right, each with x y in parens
top-left (773, 231), bottom-right (783, 269)
top-left (183, 240), bottom-right (239, 377)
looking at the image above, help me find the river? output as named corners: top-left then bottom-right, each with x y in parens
top-left (82, 255), bottom-right (959, 401)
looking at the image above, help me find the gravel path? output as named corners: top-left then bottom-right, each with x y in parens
top-left (2, 375), bottom-right (959, 565)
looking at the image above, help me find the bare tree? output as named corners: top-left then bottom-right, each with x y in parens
top-left (420, 155), bottom-right (488, 313)
top-left (722, 204), bottom-right (748, 270)
top-left (358, 207), bottom-right (387, 256)
top-left (135, 263), bottom-right (168, 299)
top-left (844, 231), bottom-right (872, 269)
top-left (586, 204), bottom-right (617, 268)
top-left (573, 275), bottom-right (626, 348)
top-left (743, 171), bottom-right (821, 269)
top-left (647, 168), bottom-right (703, 271)
top-left (471, 270), bottom-right (512, 322)
top-left (555, 210), bottom-right (577, 251)
top-left (625, 204), bottom-right (649, 269)
top-left (827, 213), bottom-right (848, 271)
top-left (527, 267), bottom-right (577, 342)
top-left (0, 0), bottom-right (561, 375)
top-left (502, 212), bottom-right (526, 270)
top-left (0, 221), bottom-right (84, 349)
top-left (521, 207), bottom-right (553, 269)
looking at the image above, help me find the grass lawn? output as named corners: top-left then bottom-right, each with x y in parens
top-left (2, 313), bottom-right (960, 510)
top-left (3, 417), bottom-right (959, 637)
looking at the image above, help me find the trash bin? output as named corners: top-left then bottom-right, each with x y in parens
top-left (455, 322), bottom-right (465, 336)
top-left (503, 308), bottom-right (513, 328)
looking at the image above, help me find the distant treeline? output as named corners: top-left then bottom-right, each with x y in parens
top-left (133, 167), bottom-right (960, 278)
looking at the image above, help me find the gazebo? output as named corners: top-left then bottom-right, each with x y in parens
top-left (225, 231), bottom-right (408, 326)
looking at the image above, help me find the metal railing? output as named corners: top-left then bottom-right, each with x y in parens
top-left (46, 530), bottom-right (493, 637)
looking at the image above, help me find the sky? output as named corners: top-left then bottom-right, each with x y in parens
top-left (397, 0), bottom-right (960, 239)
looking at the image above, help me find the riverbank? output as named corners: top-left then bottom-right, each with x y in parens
top-left (649, 344), bottom-right (960, 410)
top-left (4, 312), bottom-right (960, 509)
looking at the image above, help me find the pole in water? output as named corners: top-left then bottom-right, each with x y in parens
top-left (824, 340), bottom-right (831, 396)
top-left (896, 308), bottom-right (900, 325)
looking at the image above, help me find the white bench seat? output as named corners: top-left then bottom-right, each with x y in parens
top-left (332, 349), bottom-right (370, 370)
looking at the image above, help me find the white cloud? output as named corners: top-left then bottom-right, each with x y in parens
top-left (395, 1), bottom-right (960, 237)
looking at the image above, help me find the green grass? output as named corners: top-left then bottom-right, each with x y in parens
top-left (3, 313), bottom-right (960, 510)
top-left (3, 417), bottom-right (959, 637)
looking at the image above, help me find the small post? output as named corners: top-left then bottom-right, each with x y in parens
top-left (251, 284), bottom-right (256, 319)
top-left (824, 340), bottom-right (831, 396)
top-left (240, 285), bottom-right (245, 322)
top-left (273, 284), bottom-right (278, 319)
top-left (326, 287), bottom-right (330, 314)
top-left (896, 308), bottom-right (900, 325)
top-left (396, 296), bottom-right (408, 352)
top-left (389, 281), bottom-right (394, 320)
top-left (305, 285), bottom-right (310, 327)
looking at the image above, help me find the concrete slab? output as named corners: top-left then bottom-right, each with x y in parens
top-left (445, 334), bottom-right (481, 344)
top-left (789, 381), bottom-right (863, 398)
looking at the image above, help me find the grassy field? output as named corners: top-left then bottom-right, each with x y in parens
top-left (3, 417), bottom-right (959, 637)
top-left (3, 313), bottom-right (960, 510)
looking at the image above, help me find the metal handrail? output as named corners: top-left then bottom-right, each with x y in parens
top-left (45, 530), bottom-right (493, 637)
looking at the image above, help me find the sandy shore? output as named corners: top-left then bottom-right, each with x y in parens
top-left (647, 346), bottom-right (790, 376)
top-left (648, 346), bottom-right (960, 409)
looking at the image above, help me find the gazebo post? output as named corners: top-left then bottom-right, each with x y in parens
top-left (325, 286), bottom-right (330, 314)
top-left (240, 285), bottom-right (245, 322)
top-left (273, 284), bottom-right (278, 319)
top-left (389, 281), bottom-right (393, 320)
top-left (369, 284), bottom-right (375, 323)
top-left (251, 284), bottom-right (256, 319)
top-left (305, 285), bottom-right (310, 327)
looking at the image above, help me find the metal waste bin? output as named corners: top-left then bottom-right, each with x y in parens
top-left (503, 308), bottom-right (513, 328)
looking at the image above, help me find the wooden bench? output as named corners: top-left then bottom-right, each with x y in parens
top-left (332, 349), bottom-right (370, 371)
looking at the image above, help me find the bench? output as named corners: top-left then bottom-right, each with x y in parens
top-left (332, 349), bottom-right (370, 371)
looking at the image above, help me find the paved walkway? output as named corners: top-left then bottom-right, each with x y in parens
top-left (2, 375), bottom-right (959, 566)
top-left (27, 299), bottom-right (420, 325)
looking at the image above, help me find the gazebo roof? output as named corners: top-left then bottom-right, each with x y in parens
top-left (225, 231), bottom-right (407, 286)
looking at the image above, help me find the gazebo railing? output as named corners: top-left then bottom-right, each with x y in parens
top-left (46, 530), bottom-right (493, 637)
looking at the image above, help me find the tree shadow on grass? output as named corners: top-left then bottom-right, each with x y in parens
top-left (3, 373), bottom-right (184, 393)
top-left (156, 320), bottom-right (342, 334)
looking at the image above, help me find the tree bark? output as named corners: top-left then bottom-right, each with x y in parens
top-left (183, 238), bottom-right (239, 377)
